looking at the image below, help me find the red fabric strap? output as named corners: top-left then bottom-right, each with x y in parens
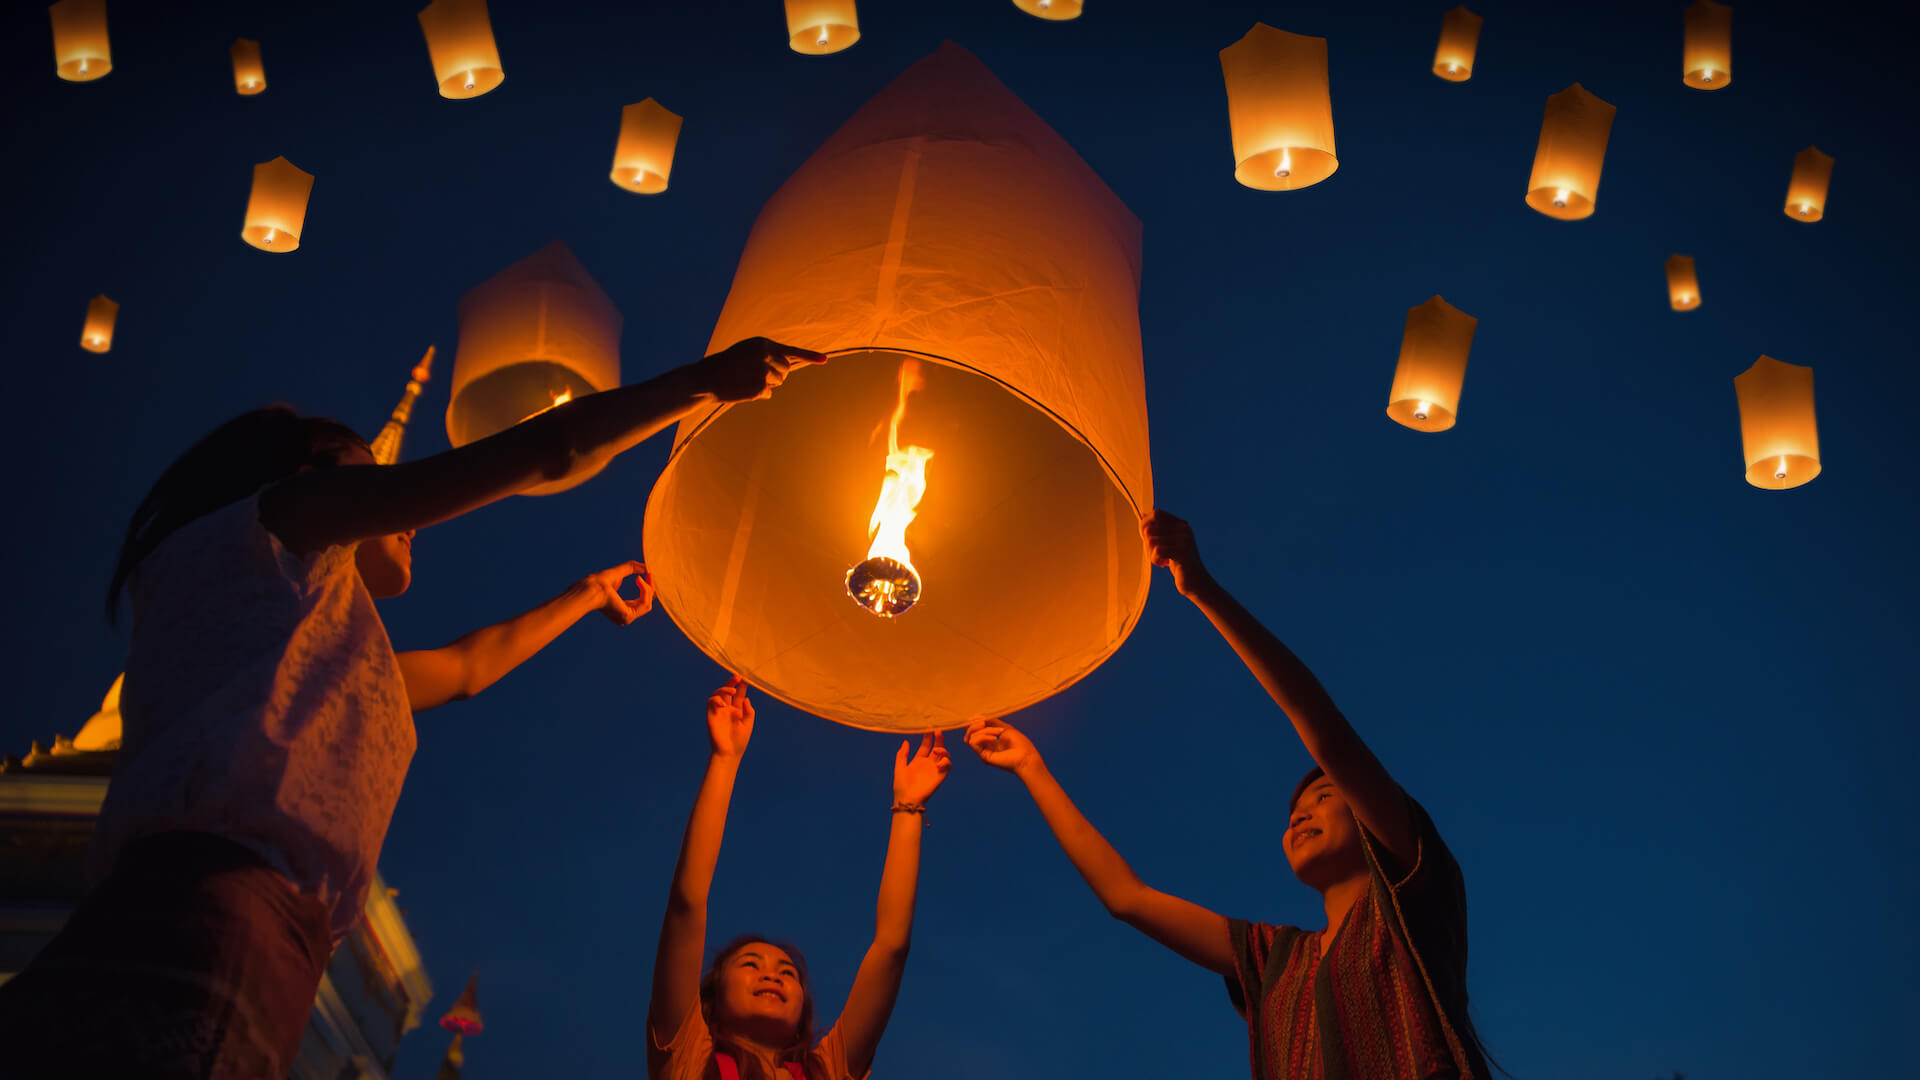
top-left (715, 1052), bottom-right (805, 1080)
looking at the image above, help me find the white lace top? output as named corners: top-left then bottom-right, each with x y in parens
top-left (89, 491), bottom-right (416, 941)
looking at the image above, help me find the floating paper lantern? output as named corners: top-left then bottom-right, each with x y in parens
top-left (1666, 254), bottom-right (1701, 310)
top-left (240, 156), bottom-right (314, 253)
top-left (643, 43), bottom-right (1153, 732)
top-left (49, 0), bottom-right (110, 81)
top-left (1220, 24), bottom-right (1338, 191)
top-left (231, 38), bottom-right (266, 94)
top-left (1432, 6), bottom-right (1482, 82)
top-left (1682, 0), bottom-right (1733, 90)
top-left (1734, 356), bottom-right (1820, 490)
top-left (1525, 83), bottom-right (1615, 220)
top-left (609, 99), bottom-right (682, 194)
top-left (1784, 146), bottom-right (1833, 222)
top-left (418, 0), bottom-right (504, 98)
top-left (785, 0), bottom-right (859, 54)
top-left (445, 240), bottom-right (621, 496)
top-left (1385, 296), bottom-right (1476, 432)
top-left (80, 294), bottom-right (118, 353)
top-left (1014, 0), bottom-right (1083, 19)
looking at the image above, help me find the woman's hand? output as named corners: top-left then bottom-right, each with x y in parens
top-left (964, 718), bottom-right (1043, 777)
top-left (893, 732), bottom-right (952, 804)
top-left (706, 676), bottom-right (755, 760)
top-left (696, 337), bottom-right (827, 404)
top-left (584, 560), bottom-right (654, 625)
top-left (1141, 509), bottom-right (1214, 597)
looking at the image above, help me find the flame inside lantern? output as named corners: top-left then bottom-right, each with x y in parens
top-left (519, 388), bottom-right (574, 425)
top-left (847, 360), bottom-right (934, 617)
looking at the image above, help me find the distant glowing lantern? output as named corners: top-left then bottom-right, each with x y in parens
top-left (49, 0), bottom-right (110, 81)
top-left (418, 0), bottom-right (504, 98)
top-left (441, 972), bottom-right (483, 1035)
top-left (1432, 6), bottom-right (1482, 82)
top-left (241, 156), bottom-right (314, 253)
top-left (1525, 83), bottom-right (1615, 220)
top-left (1665, 254), bottom-right (1701, 310)
top-left (231, 38), bottom-right (266, 94)
top-left (610, 98), bottom-right (682, 194)
top-left (80, 294), bottom-right (118, 353)
top-left (1784, 146), bottom-right (1833, 222)
top-left (1734, 355), bottom-right (1820, 490)
top-left (643, 43), bottom-right (1154, 732)
top-left (1385, 296), bottom-right (1476, 432)
top-left (785, 0), bottom-right (859, 54)
top-left (1220, 24), bottom-right (1338, 191)
top-left (1014, 0), bottom-right (1083, 19)
top-left (445, 239), bottom-right (621, 496)
top-left (1682, 0), bottom-right (1733, 90)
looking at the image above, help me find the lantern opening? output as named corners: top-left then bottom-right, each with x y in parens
top-left (847, 360), bottom-right (933, 618)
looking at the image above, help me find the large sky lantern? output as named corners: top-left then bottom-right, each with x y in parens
top-left (1385, 296), bottom-right (1477, 432)
top-left (1666, 254), bottom-right (1702, 310)
top-left (610, 98), bottom-right (682, 194)
top-left (446, 239), bottom-right (621, 496)
top-left (1682, 0), bottom-right (1734, 90)
top-left (1525, 82), bottom-right (1615, 220)
top-left (230, 38), bottom-right (266, 95)
top-left (79, 294), bottom-right (117, 354)
top-left (1784, 146), bottom-right (1834, 222)
top-left (1220, 24), bottom-right (1338, 191)
top-left (1432, 6), bottom-right (1483, 82)
top-left (418, 0), bottom-right (504, 99)
top-left (240, 156), bottom-right (314, 252)
top-left (48, 0), bottom-right (110, 82)
top-left (1013, 0), bottom-right (1084, 19)
top-left (642, 42), bottom-right (1153, 733)
top-left (784, 0), bottom-right (860, 54)
top-left (1735, 356), bottom-right (1821, 490)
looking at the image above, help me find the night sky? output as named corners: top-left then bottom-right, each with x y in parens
top-left (6, 1), bottom-right (1917, 1077)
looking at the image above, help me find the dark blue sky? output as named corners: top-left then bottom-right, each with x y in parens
top-left (6, 1), bottom-right (1916, 1076)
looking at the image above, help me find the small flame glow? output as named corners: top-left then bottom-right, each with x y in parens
top-left (1274, 147), bottom-right (1293, 179)
top-left (1774, 456), bottom-right (1789, 480)
top-left (463, 71), bottom-right (476, 90)
top-left (1679, 293), bottom-right (1693, 306)
top-left (1701, 69), bottom-right (1715, 83)
top-left (264, 227), bottom-right (277, 244)
top-left (1553, 188), bottom-right (1570, 209)
top-left (817, 28), bottom-right (830, 47)
top-left (87, 336), bottom-right (101, 347)
top-left (79, 59), bottom-right (89, 74)
top-left (1040, 0), bottom-right (1053, 8)
top-left (1448, 62), bottom-right (1460, 74)
top-left (520, 388), bottom-right (575, 425)
top-left (1798, 203), bottom-right (1813, 216)
top-left (849, 361), bottom-right (934, 617)
top-left (1414, 401), bottom-right (1430, 421)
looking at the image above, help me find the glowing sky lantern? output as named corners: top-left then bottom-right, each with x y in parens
top-left (1682, 0), bottom-right (1733, 90)
top-left (1014, 0), bottom-right (1083, 19)
top-left (1432, 6), bottom-right (1482, 82)
top-left (1666, 254), bottom-right (1702, 310)
top-left (1525, 83), bottom-right (1615, 220)
top-left (610, 99), bottom-right (682, 195)
top-left (446, 240), bottom-right (621, 496)
top-left (240, 157), bottom-right (314, 252)
top-left (785, 0), bottom-right (859, 54)
top-left (643, 43), bottom-right (1153, 732)
top-left (1220, 24), bottom-right (1338, 191)
top-left (1734, 356), bottom-right (1820, 490)
top-left (1385, 296), bottom-right (1477, 432)
top-left (418, 0), bottom-right (504, 99)
top-left (49, 0), bottom-right (110, 82)
top-left (1784, 146), bottom-right (1834, 222)
top-left (231, 38), bottom-right (266, 95)
top-left (80, 294), bottom-right (118, 353)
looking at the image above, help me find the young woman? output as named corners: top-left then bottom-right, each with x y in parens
top-left (0, 338), bottom-right (824, 1079)
top-left (964, 509), bottom-right (1494, 1080)
top-left (649, 678), bottom-right (949, 1080)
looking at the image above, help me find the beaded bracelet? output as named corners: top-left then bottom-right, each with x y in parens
top-left (890, 801), bottom-right (927, 824)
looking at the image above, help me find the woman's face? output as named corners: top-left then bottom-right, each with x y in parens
top-left (713, 943), bottom-right (805, 1041)
top-left (337, 444), bottom-right (414, 598)
top-left (1283, 777), bottom-right (1368, 888)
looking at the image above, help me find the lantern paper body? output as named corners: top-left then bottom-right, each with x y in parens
top-left (80, 294), bottom-right (118, 353)
top-left (1734, 356), bottom-right (1820, 489)
top-left (241, 157), bottom-right (314, 253)
top-left (1682, 0), bottom-right (1733, 89)
top-left (1432, 6), bottom-right (1482, 82)
top-left (643, 43), bottom-right (1153, 732)
top-left (1014, 0), bottom-right (1083, 19)
top-left (785, 0), bottom-right (860, 54)
top-left (1666, 254), bottom-right (1701, 310)
top-left (1525, 83), bottom-right (1615, 220)
top-left (1220, 24), bottom-right (1338, 191)
top-left (418, 0), bottom-right (504, 98)
top-left (610, 99), bottom-right (682, 194)
top-left (1386, 296), bottom-right (1476, 432)
top-left (49, 0), bottom-right (110, 81)
top-left (231, 38), bottom-right (266, 94)
top-left (446, 240), bottom-right (621, 496)
top-left (1784, 146), bottom-right (1833, 222)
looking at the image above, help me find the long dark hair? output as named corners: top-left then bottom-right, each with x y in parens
top-left (699, 933), bottom-right (816, 1076)
top-left (106, 406), bottom-right (370, 622)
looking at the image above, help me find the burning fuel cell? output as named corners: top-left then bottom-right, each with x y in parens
top-left (848, 361), bottom-right (933, 617)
